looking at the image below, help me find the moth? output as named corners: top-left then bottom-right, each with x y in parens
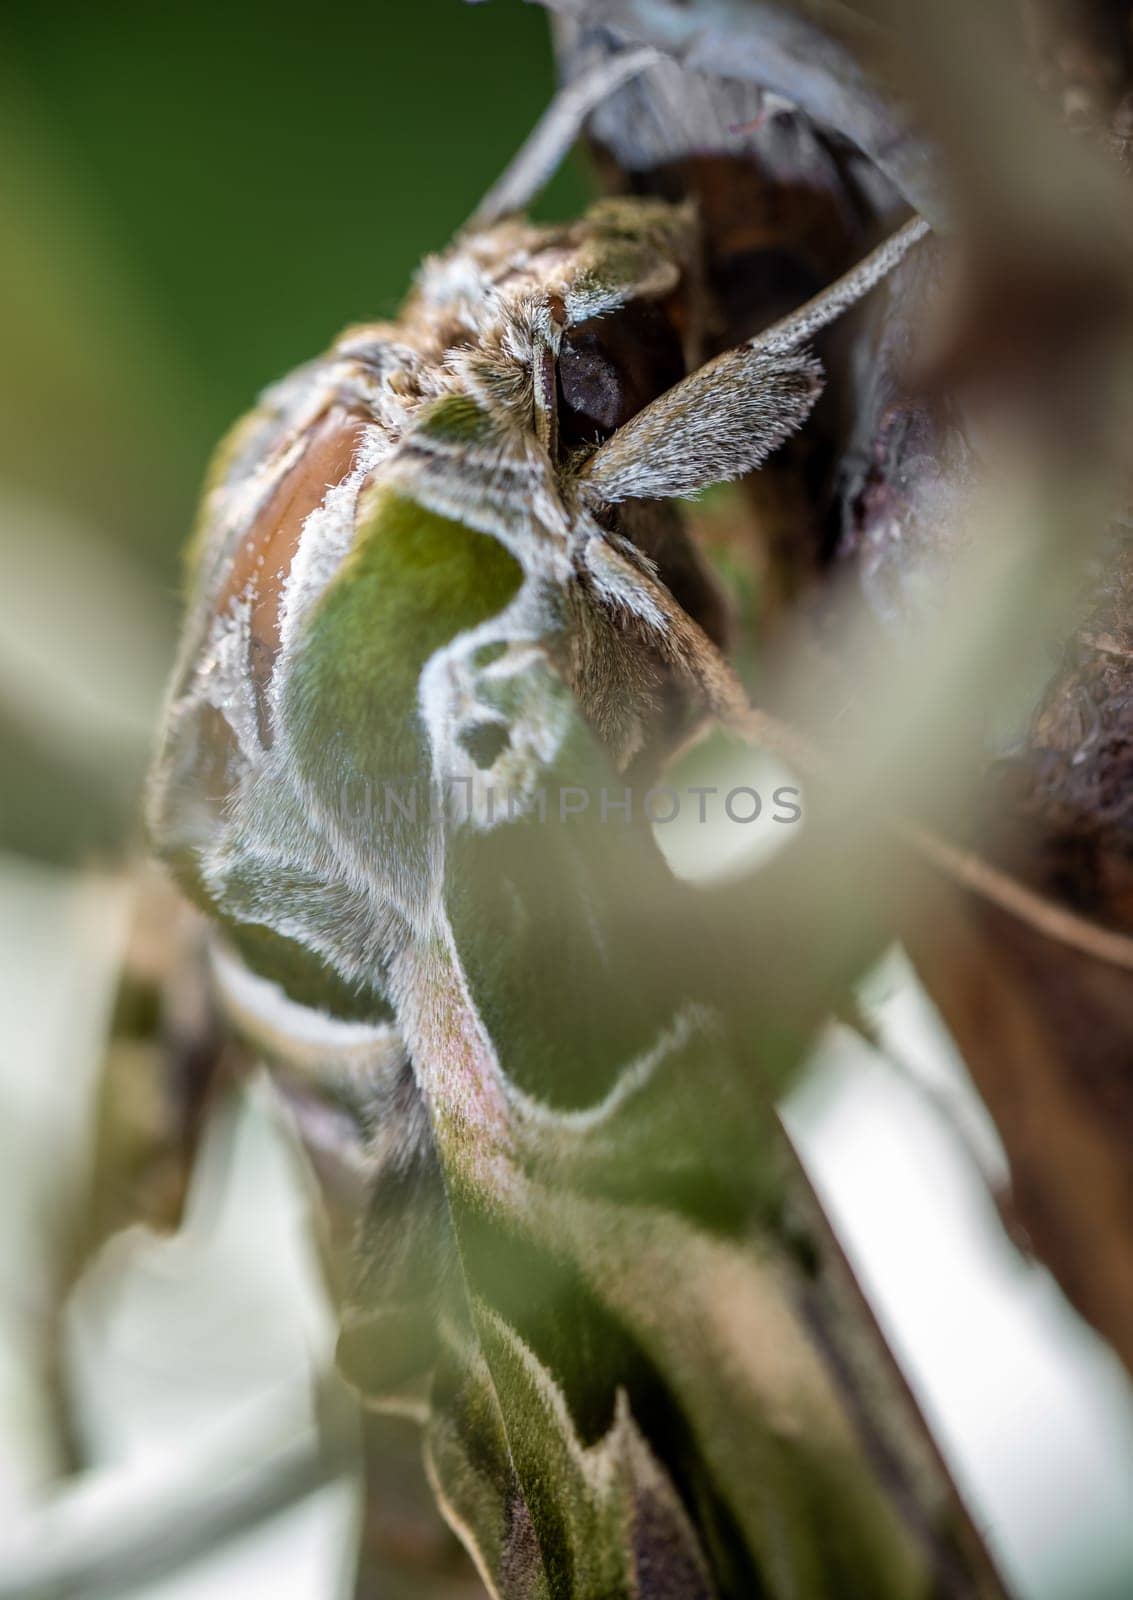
top-left (145, 45), bottom-right (992, 1600)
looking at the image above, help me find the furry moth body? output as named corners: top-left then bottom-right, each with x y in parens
top-left (146, 52), bottom-right (950, 1600)
top-left (150, 196), bottom-right (926, 1017)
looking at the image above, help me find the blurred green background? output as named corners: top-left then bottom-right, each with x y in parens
top-left (0, 0), bottom-right (586, 864)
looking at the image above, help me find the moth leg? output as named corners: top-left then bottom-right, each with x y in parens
top-left (578, 215), bottom-right (931, 504)
top-left (464, 45), bottom-right (660, 230)
top-left (752, 213), bottom-right (932, 355)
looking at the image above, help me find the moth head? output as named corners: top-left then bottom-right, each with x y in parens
top-left (400, 199), bottom-right (738, 708)
top-left (414, 197), bottom-right (821, 716)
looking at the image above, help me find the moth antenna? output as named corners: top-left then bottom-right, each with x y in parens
top-left (753, 213), bottom-right (932, 355)
top-left (464, 45), bottom-right (661, 231)
top-left (579, 214), bottom-right (932, 504)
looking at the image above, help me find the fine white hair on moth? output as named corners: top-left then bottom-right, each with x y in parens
top-left (576, 215), bottom-right (930, 504)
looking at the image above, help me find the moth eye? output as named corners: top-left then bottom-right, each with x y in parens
top-left (458, 721), bottom-right (511, 770)
top-left (556, 299), bottom-right (685, 452)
